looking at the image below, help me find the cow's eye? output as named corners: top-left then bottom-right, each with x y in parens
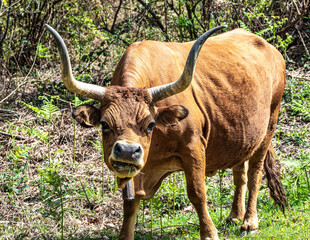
top-left (146, 121), bottom-right (156, 132)
top-left (100, 121), bottom-right (111, 132)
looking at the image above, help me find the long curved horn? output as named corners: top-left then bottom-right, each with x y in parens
top-left (45, 24), bottom-right (106, 101)
top-left (148, 25), bottom-right (226, 102)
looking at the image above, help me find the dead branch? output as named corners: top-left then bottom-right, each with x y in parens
top-left (277, 0), bottom-right (309, 35)
top-left (295, 26), bottom-right (310, 56)
top-left (111, 0), bottom-right (123, 33)
top-left (137, 0), bottom-right (170, 41)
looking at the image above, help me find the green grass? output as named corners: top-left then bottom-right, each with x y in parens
top-left (93, 181), bottom-right (310, 239)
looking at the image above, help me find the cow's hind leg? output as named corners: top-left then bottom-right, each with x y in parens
top-left (118, 198), bottom-right (140, 240)
top-left (241, 144), bottom-right (267, 232)
top-left (242, 103), bottom-right (283, 232)
top-left (184, 155), bottom-right (219, 239)
top-left (227, 161), bottom-right (248, 223)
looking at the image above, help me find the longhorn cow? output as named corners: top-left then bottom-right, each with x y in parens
top-left (46, 24), bottom-right (288, 239)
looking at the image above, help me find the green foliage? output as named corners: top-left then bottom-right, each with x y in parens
top-left (17, 96), bottom-right (60, 120)
top-left (276, 126), bottom-right (310, 146)
top-left (73, 94), bottom-right (93, 108)
top-left (2, 0), bottom-right (306, 77)
top-left (283, 77), bottom-right (310, 120)
top-left (0, 140), bottom-right (30, 195)
top-left (37, 96), bottom-right (61, 119)
top-left (72, 94), bottom-right (93, 165)
top-left (0, 0), bottom-right (63, 73)
top-left (0, 123), bottom-right (31, 196)
top-left (26, 128), bottom-right (48, 142)
top-left (88, 128), bottom-right (111, 197)
top-left (237, 9), bottom-right (292, 57)
top-left (17, 96), bottom-right (61, 165)
top-left (37, 43), bottom-right (53, 59)
top-left (38, 163), bottom-right (68, 240)
top-left (88, 139), bottom-right (102, 151)
top-left (282, 150), bottom-right (310, 206)
top-left (218, 169), bottom-right (232, 222)
top-left (150, 173), bottom-right (188, 216)
top-left (289, 100), bottom-right (310, 121)
top-left (38, 165), bottom-right (65, 194)
top-left (301, 55), bottom-right (310, 69)
top-left (283, 79), bottom-right (302, 102)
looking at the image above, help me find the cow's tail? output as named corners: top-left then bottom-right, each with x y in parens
top-left (264, 146), bottom-right (289, 214)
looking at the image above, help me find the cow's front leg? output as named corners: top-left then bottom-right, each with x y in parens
top-left (118, 198), bottom-right (140, 240)
top-left (184, 163), bottom-right (218, 240)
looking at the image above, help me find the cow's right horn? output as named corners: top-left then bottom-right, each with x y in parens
top-left (148, 25), bottom-right (226, 103)
top-left (45, 24), bottom-right (106, 101)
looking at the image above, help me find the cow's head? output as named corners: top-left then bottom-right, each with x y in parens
top-left (45, 25), bottom-right (225, 180)
top-left (71, 87), bottom-right (188, 179)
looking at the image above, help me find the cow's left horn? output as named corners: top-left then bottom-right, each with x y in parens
top-left (45, 24), bottom-right (106, 101)
top-left (148, 25), bottom-right (226, 102)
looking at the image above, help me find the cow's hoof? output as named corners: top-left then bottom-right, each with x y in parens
top-left (201, 231), bottom-right (219, 240)
top-left (226, 210), bottom-right (245, 225)
top-left (241, 215), bottom-right (258, 231)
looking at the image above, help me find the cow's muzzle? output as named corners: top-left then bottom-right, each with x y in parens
top-left (109, 141), bottom-right (144, 178)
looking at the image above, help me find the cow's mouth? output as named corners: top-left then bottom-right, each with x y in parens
top-left (112, 160), bottom-right (140, 173)
top-left (109, 140), bottom-right (144, 178)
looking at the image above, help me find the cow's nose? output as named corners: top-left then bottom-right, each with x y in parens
top-left (113, 142), bottom-right (143, 161)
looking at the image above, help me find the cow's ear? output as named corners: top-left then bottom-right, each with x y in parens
top-left (155, 105), bottom-right (189, 128)
top-left (72, 104), bottom-right (101, 128)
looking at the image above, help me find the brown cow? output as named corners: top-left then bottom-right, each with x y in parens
top-left (46, 24), bottom-right (288, 239)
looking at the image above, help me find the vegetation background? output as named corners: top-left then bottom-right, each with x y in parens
top-left (0, 0), bottom-right (309, 239)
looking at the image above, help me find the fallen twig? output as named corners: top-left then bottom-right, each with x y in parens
top-left (78, 177), bottom-right (92, 206)
top-left (0, 131), bottom-right (26, 140)
top-left (0, 108), bottom-right (20, 114)
top-left (0, 108), bottom-right (20, 121)
top-left (0, 81), bottom-right (27, 104)
top-left (286, 71), bottom-right (310, 81)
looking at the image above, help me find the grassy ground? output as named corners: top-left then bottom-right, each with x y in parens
top-left (0, 67), bottom-right (309, 239)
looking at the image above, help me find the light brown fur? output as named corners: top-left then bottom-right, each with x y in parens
top-left (74, 29), bottom-right (286, 239)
